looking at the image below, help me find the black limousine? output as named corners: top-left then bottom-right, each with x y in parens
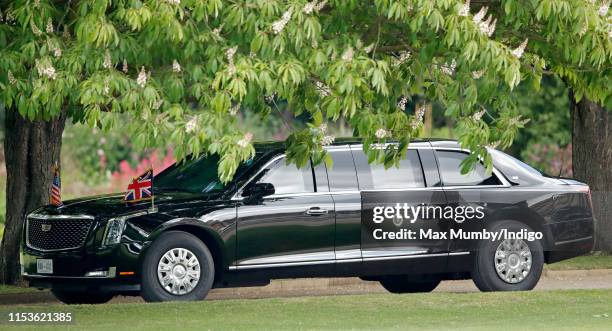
top-left (21, 139), bottom-right (594, 303)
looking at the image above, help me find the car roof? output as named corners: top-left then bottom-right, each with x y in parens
top-left (252, 138), bottom-right (461, 151)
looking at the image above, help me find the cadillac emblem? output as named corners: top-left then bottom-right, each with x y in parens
top-left (41, 224), bottom-right (52, 232)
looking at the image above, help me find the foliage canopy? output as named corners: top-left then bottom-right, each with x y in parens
top-left (1, 0), bottom-right (610, 180)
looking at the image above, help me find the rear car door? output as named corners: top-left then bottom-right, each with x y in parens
top-left (235, 155), bottom-right (335, 269)
top-left (354, 144), bottom-right (450, 275)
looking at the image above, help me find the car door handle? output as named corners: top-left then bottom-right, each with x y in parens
top-left (305, 207), bottom-right (329, 215)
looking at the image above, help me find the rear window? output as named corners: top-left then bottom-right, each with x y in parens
top-left (353, 148), bottom-right (425, 189)
top-left (436, 150), bottom-right (502, 186)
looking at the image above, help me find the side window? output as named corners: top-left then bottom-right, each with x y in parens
top-left (353, 148), bottom-right (425, 189)
top-left (257, 157), bottom-right (314, 195)
top-left (436, 151), bottom-right (502, 186)
top-left (326, 150), bottom-right (359, 191)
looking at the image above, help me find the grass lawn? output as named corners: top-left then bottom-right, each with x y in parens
top-left (546, 253), bottom-right (612, 270)
top-left (1, 290), bottom-right (611, 330)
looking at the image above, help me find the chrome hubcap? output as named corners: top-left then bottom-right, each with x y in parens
top-left (494, 239), bottom-right (532, 284)
top-left (157, 248), bottom-right (201, 295)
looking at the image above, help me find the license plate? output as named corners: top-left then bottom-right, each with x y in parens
top-left (36, 259), bottom-right (53, 274)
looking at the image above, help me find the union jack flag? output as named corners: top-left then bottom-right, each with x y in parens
top-left (50, 163), bottom-right (62, 207)
top-left (124, 168), bottom-right (153, 203)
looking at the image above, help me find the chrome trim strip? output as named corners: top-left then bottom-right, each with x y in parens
top-left (554, 236), bottom-right (593, 246)
top-left (28, 213), bottom-right (94, 220)
top-left (334, 249), bottom-right (362, 260)
top-left (228, 251), bottom-right (466, 270)
top-left (361, 249), bottom-right (428, 258)
top-left (238, 251), bottom-right (335, 266)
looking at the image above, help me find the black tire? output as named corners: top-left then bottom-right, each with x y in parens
top-left (52, 290), bottom-right (114, 304)
top-left (141, 231), bottom-right (215, 302)
top-left (471, 220), bottom-right (544, 292)
top-left (379, 277), bottom-right (441, 293)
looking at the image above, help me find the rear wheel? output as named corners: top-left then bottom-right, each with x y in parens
top-left (379, 277), bottom-right (441, 293)
top-left (471, 220), bottom-right (544, 291)
top-left (52, 290), bottom-right (114, 304)
top-left (141, 231), bottom-right (215, 302)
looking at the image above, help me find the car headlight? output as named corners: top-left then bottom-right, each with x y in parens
top-left (102, 217), bottom-right (127, 246)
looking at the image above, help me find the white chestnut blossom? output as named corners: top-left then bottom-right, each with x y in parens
top-left (315, 81), bottom-right (331, 97)
top-left (473, 6), bottom-right (488, 24)
top-left (341, 47), bottom-right (354, 61)
top-left (172, 59), bottom-right (181, 73)
top-left (375, 128), bottom-right (388, 139)
top-left (264, 94), bottom-right (276, 103)
top-left (122, 59), bottom-right (128, 73)
top-left (319, 123), bottom-right (328, 133)
top-left (441, 59), bottom-right (456, 75)
top-left (392, 51), bottom-right (411, 66)
top-left (53, 47), bottom-right (61, 58)
top-left (472, 110), bottom-right (486, 121)
top-left (364, 43), bottom-right (375, 53)
top-left (272, 8), bottom-right (293, 34)
top-left (229, 104), bottom-right (240, 115)
top-left (7, 70), bottom-right (16, 85)
top-left (103, 50), bottom-right (112, 69)
top-left (303, 2), bottom-right (317, 14)
top-left (458, 0), bottom-right (470, 16)
top-left (579, 23), bottom-right (588, 36)
top-left (36, 60), bottom-right (57, 80)
top-left (472, 70), bottom-right (484, 79)
top-left (511, 38), bottom-right (529, 59)
top-left (479, 15), bottom-right (496, 36)
top-left (165, 0), bottom-right (181, 5)
top-left (316, 1), bottom-right (327, 11)
top-left (321, 135), bottom-right (335, 146)
top-left (103, 77), bottom-right (110, 95)
top-left (226, 46), bottom-right (237, 63)
top-left (599, 2), bottom-right (609, 16)
top-left (397, 96), bottom-right (408, 110)
top-left (137, 66), bottom-right (147, 87)
top-left (412, 105), bottom-right (426, 129)
top-left (153, 99), bottom-right (163, 110)
top-left (237, 132), bottom-right (253, 148)
top-left (46, 18), bottom-right (53, 33)
top-left (185, 117), bottom-right (198, 133)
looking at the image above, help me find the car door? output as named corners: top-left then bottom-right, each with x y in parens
top-left (353, 144), bottom-right (450, 275)
top-left (235, 155), bottom-right (336, 270)
top-left (322, 146), bottom-right (363, 274)
top-left (433, 148), bottom-right (510, 270)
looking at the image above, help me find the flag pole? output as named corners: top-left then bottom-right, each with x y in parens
top-left (149, 168), bottom-right (157, 213)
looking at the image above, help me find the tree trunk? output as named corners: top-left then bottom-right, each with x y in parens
top-left (0, 109), bottom-right (66, 284)
top-left (570, 90), bottom-right (612, 253)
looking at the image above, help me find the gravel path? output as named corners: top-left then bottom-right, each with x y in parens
top-left (2, 269), bottom-right (611, 306)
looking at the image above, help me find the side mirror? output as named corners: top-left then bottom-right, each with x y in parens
top-left (243, 182), bottom-right (275, 198)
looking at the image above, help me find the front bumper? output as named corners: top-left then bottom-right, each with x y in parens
top-left (21, 242), bottom-right (146, 293)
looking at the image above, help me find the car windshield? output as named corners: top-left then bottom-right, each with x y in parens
top-left (155, 153), bottom-right (262, 194)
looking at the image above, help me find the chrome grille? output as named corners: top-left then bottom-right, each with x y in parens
top-left (26, 216), bottom-right (93, 251)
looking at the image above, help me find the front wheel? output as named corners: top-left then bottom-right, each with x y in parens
top-left (379, 277), bottom-right (441, 293)
top-left (52, 290), bottom-right (114, 304)
top-left (471, 220), bottom-right (544, 292)
top-left (141, 231), bottom-right (215, 302)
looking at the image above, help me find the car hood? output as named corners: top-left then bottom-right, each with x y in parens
top-left (33, 191), bottom-right (227, 219)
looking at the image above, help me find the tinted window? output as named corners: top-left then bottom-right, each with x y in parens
top-left (353, 148), bottom-right (425, 189)
top-left (436, 151), bottom-right (502, 186)
top-left (156, 153), bottom-right (261, 193)
top-left (326, 150), bottom-right (358, 191)
top-left (257, 157), bottom-right (314, 195)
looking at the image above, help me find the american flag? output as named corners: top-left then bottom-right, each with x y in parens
top-left (50, 163), bottom-right (62, 206)
top-left (124, 168), bottom-right (153, 203)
